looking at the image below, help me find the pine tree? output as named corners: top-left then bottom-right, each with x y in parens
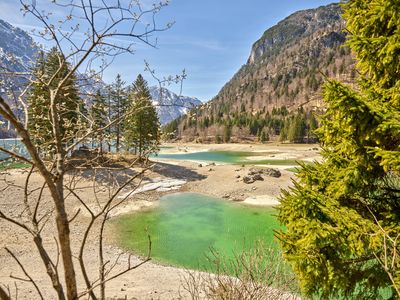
top-left (223, 125), bottom-right (232, 143)
top-left (90, 90), bottom-right (107, 152)
top-left (306, 112), bottom-right (318, 143)
top-left (27, 48), bottom-right (82, 156)
top-left (287, 110), bottom-right (306, 143)
top-left (124, 74), bottom-right (160, 156)
top-left (278, 1), bottom-right (400, 298)
top-left (104, 85), bottom-right (113, 152)
top-left (259, 130), bottom-right (268, 143)
top-left (110, 74), bottom-right (128, 152)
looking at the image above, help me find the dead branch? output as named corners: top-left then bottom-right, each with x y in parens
top-left (5, 247), bottom-right (44, 300)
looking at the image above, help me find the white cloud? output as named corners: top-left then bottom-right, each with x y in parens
top-left (161, 35), bottom-right (226, 51)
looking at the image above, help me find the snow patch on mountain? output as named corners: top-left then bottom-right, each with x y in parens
top-left (0, 18), bottom-right (201, 130)
top-left (149, 86), bottom-right (201, 125)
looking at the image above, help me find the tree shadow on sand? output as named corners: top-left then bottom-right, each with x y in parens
top-left (150, 162), bottom-right (207, 182)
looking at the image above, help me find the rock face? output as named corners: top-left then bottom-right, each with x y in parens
top-left (0, 20), bottom-right (39, 137)
top-left (248, 3), bottom-right (343, 64)
top-left (0, 19), bottom-right (37, 74)
top-left (149, 86), bottom-right (202, 125)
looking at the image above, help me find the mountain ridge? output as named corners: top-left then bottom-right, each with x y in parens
top-left (149, 86), bottom-right (201, 125)
top-left (0, 18), bottom-right (201, 133)
top-left (171, 3), bottom-right (356, 143)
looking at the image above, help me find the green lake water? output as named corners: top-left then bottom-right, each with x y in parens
top-left (113, 193), bottom-right (281, 271)
top-left (153, 150), bottom-right (299, 166)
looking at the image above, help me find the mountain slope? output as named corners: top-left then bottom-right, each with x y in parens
top-left (150, 86), bottom-right (201, 125)
top-left (0, 18), bottom-right (200, 135)
top-left (173, 3), bottom-right (356, 142)
top-left (0, 19), bottom-right (37, 73)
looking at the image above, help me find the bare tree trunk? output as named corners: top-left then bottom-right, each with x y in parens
top-left (50, 89), bottom-right (77, 300)
top-left (0, 286), bottom-right (11, 300)
top-left (54, 189), bottom-right (77, 300)
top-left (116, 98), bottom-right (120, 153)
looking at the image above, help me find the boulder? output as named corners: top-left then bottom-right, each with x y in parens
top-left (248, 168), bottom-right (263, 175)
top-left (263, 168), bottom-right (281, 178)
top-left (243, 176), bottom-right (255, 184)
top-left (253, 174), bottom-right (264, 181)
top-left (248, 167), bottom-right (281, 178)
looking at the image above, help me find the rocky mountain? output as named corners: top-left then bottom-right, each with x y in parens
top-left (172, 3), bottom-right (356, 142)
top-left (149, 86), bottom-right (201, 125)
top-left (0, 19), bottom-right (38, 101)
top-left (0, 20), bottom-right (37, 74)
top-left (0, 18), bottom-right (200, 136)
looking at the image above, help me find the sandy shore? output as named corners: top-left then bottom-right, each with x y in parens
top-left (0, 143), bottom-right (319, 299)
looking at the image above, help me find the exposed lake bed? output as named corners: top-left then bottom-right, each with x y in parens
top-left (0, 142), bottom-right (320, 299)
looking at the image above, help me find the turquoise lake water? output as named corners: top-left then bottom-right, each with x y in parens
top-left (0, 139), bottom-right (28, 160)
top-left (113, 193), bottom-right (281, 271)
top-left (0, 140), bottom-right (301, 167)
top-left (153, 150), bottom-right (300, 166)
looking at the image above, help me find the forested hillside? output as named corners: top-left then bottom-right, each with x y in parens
top-left (168, 3), bottom-right (356, 143)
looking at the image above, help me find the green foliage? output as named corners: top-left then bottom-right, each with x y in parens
top-left (162, 119), bottom-right (179, 139)
top-left (27, 48), bottom-right (83, 156)
top-left (124, 74), bottom-right (160, 156)
top-left (90, 90), bottom-right (107, 151)
top-left (109, 74), bottom-right (128, 152)
top-left (259, 130), bottom-right (269, 143)
top-left (223, 125), bottom-right (232, 143)
top-left (287, 110), bottom-right (307, 143)
top-left (277, 0), bottom-right (400, 298)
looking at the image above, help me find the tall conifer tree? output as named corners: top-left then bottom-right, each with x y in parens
top-left (27, 48), bottom-right (82, 155)
top-left (124, 74), bottom-right (160, 156)
top-left (90, 90), bottom-right (107, 152)
top-left (278, 0), bottom-right (400, 298)
top-left (110, 74), bottom-right (128, 152)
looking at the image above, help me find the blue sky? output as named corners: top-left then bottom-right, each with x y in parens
top-left (0, 0), bottom-right (335, 101)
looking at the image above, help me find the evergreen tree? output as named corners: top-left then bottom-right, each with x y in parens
top-left (287, 111), bottom-right (306, 143)
top-left (124, 74), bottom-right (160, 156)
top-left (259, 130), bottom-right (269, 143)
top-left (110, 74), bottom-right (128, 152)
top-left (279, 119), bottom-right (289, 142)
top-left (90, 90), bottom-right (107, 152)
top-left (278, 1), bottom-right (400, 298)
top-left (27, 48), bottom-right (82, 155)
top-left (223, 125), bottom-right (232, 143)
top-left (104, 85), bottom-right (113, 152)
top-left (306, 112), bottom-right (318, 143)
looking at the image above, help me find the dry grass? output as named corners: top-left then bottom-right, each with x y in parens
top-left (180, 243), bottom-right (301, 300)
